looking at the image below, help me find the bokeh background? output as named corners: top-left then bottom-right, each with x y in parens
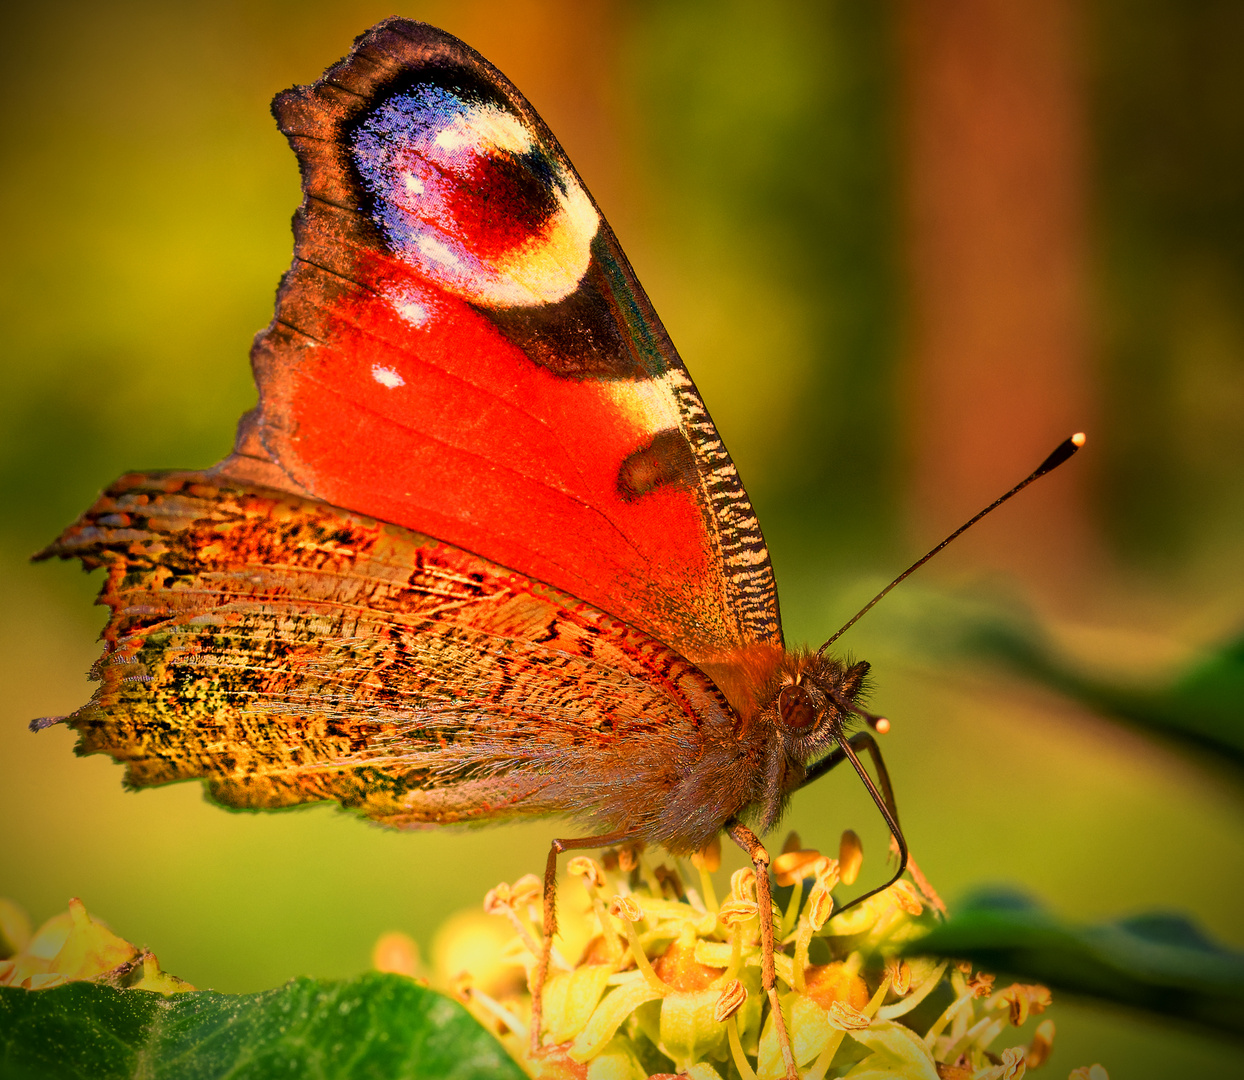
top-left (3, 1), bottom-right (1242, 1074)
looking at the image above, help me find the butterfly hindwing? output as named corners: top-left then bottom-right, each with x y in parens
top-left (223, 18), bottom-right (782, 666)
top-left (45, 474), bottom-right (770, 852)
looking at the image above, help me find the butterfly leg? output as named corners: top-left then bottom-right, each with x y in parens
top-left (531, 828), bottom-right (639, 1056)
top-left (726, 821), bottom-right (799, 1080)
top-left (800, 730), bottom-right (909, 914)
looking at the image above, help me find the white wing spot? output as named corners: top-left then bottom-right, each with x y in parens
top-left (605, 371), bottom-right (683, 434)
top-left (395, 299), bottom-right (428, 326)
top-left (433, 105), bottom-right (532, 156)
top-left (403, 172), bottom-right (425, 194)
top-left (416, 233), bottom-right (461, 268)
top-left (371, 365), bottom-right (405, 388)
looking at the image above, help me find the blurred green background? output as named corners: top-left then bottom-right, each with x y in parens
top-left (2, 1), bottom-right (1242, 1075)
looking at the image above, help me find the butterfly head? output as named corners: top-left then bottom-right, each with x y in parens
top-left (766, 651), bottom-right (871, 762)
top-left (707, 649), bottom-right (873, 839)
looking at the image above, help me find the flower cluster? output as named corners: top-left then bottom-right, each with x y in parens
top-left (419, 833), bottom-right (1109, 1080)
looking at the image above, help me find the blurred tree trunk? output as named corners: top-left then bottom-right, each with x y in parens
top-left (900, 0), bottom-right (1101, 606)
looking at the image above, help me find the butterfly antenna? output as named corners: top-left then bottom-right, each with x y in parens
top-left (818, 432), bottom-right (1086, 655)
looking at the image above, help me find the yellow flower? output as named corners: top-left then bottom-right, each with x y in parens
top-left (412, 833), bottom-right (1105, 1080)
top-left (0, 897), bottom-right (191, 993)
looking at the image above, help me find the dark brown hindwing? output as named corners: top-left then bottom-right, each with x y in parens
top-left (40, 472), bottom-right (755, 850)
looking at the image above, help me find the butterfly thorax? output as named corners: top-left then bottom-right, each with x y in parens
top-left (678, 646), bottom-right (871, 847)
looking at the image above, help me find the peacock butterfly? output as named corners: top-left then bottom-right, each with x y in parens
top-left (36, 19), bottom-right (1082, 1075)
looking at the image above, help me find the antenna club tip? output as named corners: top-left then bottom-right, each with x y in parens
top-left (874, 717), bottom-right (891, 735)
top-left (1036, 433), bottom-right (1087, 476)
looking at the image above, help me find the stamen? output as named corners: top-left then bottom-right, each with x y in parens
top-left (463, 984), bottom-right (529, 1040)
top-left (943, 1012), bottom-right (1006, 1064)
top-left (838, 830), bottom-right (864, 886)
top-left (779, 877), bottom-right (806, 941)
top-left (1027, 1019), bottom-right (1056, 1069)
top-left (876, 960), bottom-right (950, 1021)
top-left (717, 898), bottom-right (759, 929)
top-left (727, 1012), bottom-right (759, 1080)
top-left (693, 861), bottom-right (719, 915)
top-left (713, 978), bottom-right (747, 1022)
top-left (805, 973), bottom-right (891, 1080)
top-left (569, 858), bottom-right (623, 965)
top-left (483, 884), bottom-right (548, 965)
top-left (730, 867), bottom-right (757, 903)
top-left (566, 856), bottom-right (605, 890)
top-left (772, 849), bottom-right (824, 887)
top-left (608, 895), bottom-right (668, 994)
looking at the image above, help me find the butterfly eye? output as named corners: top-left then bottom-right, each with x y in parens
top-left (777, 684), bottom-right (818, 732)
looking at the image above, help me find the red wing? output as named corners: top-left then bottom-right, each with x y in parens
top-left (217, 18), bottom-right (782, 665)
top-left (40, 473), bottom-right (761, 852)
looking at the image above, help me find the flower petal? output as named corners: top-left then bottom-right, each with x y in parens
top-left (842, 1019), bottom-right (939, 1080)
top-left (570, 979), bottom-right (665, 1061)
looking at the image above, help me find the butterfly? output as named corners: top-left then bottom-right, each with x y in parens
top-left (39, 19), bottom-right (919, 1076)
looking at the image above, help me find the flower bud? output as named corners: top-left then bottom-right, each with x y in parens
top-left (371, 931), bottom-right (419, 977)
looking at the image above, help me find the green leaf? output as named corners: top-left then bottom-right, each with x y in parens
top-left (905, 890), bottom-right (1244, 1041)
top-left (0, 972), bottom-right (526, 1080)
top-left (969, 617), bottom-right (1244, 768)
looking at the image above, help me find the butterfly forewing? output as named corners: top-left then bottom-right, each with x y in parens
top-left (222, 18), bottom-right (781, 666)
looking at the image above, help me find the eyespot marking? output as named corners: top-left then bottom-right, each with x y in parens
top-left (352, 81), bottom-right (599, 308)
